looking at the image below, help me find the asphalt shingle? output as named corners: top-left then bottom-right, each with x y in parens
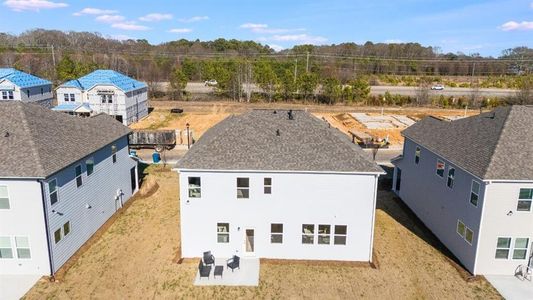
top-left (177, 109), bottom-right (384, 174)
top-left (402, 106), bottom-right (533, 181)
top-left (0, 102), bottom-right (131, 178)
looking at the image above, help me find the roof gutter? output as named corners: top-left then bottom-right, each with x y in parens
top-left (38, 180), bottom-right (55, 279)
top-left (175, 168), bottom-right (386, 176)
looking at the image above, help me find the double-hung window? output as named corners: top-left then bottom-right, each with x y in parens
top-left (69, 94), bottom-right (75, 102)
top-left (334, 225), bottom-right (348, 245)
top-left (8, 91), bottom-right (13, 99)
top-left (15, 237), bottom-right (31, 259)
top-left (457, 220), bottom-right (465, 237)
top-left (75, 165), bottom-right (83, 187)
top-left (237, 178), bottom-right (249, 199)
top-left (217, 223), bottom-right (229, 243)
top-left (415, 146), bottom-right (421, 164)
top-left (0, 237), bottom-right (13, 258)
top-left (86, 158), bottom-right (94, 176)
top-left (495, 237), bottom-right (512, 259)
top-left (264, 178), bottom-right (272, 194)
top-left (470, 180), bottom-right (480, 207)
top-left (517, 188), bottom-right (532, 212)
top-left (49, 179), bottom-right (58, 205)
top-left (270, 224), bottom-right (283, 244)
top-left (64, 94), bottom-right (70, 102)
top-left (0, 186), bottom-right (10, 209)
top-left (302, 224), bottom-right (315, 244)
top-left (513, 238), bottom-right (529, 260)
top-left (447, 167), bottom-right (455, 188)
top-left (63, 221), bottom-right (71, 237)
top-left (318, 225), bottom-right (331, 245)
top-left (1, 91), bottom-right (7, 99)
top-left (465, 228), bottom-right (474, 244)
top-left (188, 177), bottom-right (201, 198)
top-left (54, 229), bottom-right (62, 244)
top-left (111, 145), bottom-right (117, 163)
top-left (436, 160), bottom-right (445, 177)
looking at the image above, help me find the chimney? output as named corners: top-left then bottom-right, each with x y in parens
top-left (288, 110), bottom-right (294, 120)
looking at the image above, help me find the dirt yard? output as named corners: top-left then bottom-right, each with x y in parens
top-left (24, 165), bottom-right (500, 299)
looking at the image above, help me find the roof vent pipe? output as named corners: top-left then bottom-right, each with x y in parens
top-left (288, 110), bottom-right (294, 120)
top-left (4, 132), bottom-right (9, 137)
top-left (276, 129), bottom-right (280, 136)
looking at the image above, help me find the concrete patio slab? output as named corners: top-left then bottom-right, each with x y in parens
top-left (486, 275), bottom-right (533, 300)
top-left (0, 274), bottom-right (42, 300)
top-left (194, 257), bottom-right (259, 286)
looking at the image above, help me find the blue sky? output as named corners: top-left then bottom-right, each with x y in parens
top-left (0, 0), bottom-right (532, 56)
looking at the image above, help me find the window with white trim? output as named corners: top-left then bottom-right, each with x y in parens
top-left (49, 179), bottom-right (58, 205)
top-left (513, 238), bottom-right (529, 260)
top-left (237, 178), bottom-right (249, 199)
top-left (86, 158), bottom-right (94, 176)
top-left (111, 145), bottom-right (117, 163)
top-left (264, 178), bottom-right (272, 194)
top-left (495, 237), bottom-right (511, 259)
top-left (465, 228), bottom-right (474, 244)
top-left (54, 229), bottom-right (62, 244)
top-left (64, 94), bottom-right (69, 102)
top-left (447, 167), bottom-right (455, 188)
top-left (69, 94), bottom-right (75, 102)
top-left (334, 225), bottom-right (347, 245)
top-left (415, 146), bottom-right (421, 164)
top-left (217, 223), bottom-right (229, 243)
top-left (63, 221), bottom-right (71, 237)
top-left (188, 177), bottom-right (201, 198)
top-left (517, 188), bottom-right (532, 212)
top-left (302, 224), bottom-right (315, 244)
top-left (457, 220), bottom-right (465, 237)
top-left (436, 160), bottom-right (445, 177)
top-left (318, 225), bottom-right (331, 245)
top-left (470, 180), bottom-right (480, 207)
top-left (0, 237), bottom-right (13, 258)
top-left (15, 237), bottom-right (31, 259)
top-left (270, 223), bottom-right (283, 244)
top-left (0, 186), bottom-right (10, 209)
top-left (75, 165), bottom-right (83, 188)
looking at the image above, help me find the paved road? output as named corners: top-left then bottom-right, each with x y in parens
top-left (175, 82), bottom-right (517, 98)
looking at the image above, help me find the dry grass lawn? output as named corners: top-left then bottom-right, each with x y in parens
top-left (24, 165), bottom-right (501, 299)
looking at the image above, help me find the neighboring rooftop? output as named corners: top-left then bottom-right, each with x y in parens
top-left (59, 69), bottom-right (147, 93)
top-left (0, 101), bottom-right (131, 178)
top-left (177, 109), bottom-right (384, 174)
top-left (0, 68), bottom-right (51, 88)
top-left (402, 105), bottom-right (533, 181)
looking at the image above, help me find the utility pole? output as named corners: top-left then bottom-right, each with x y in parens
top-left (306, 51), bottom-right (310, 73)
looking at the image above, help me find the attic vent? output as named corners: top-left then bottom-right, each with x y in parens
top-left (276, 129), bottom-right (280, 136)
top-left (288, 110), bottom-right (294, 120)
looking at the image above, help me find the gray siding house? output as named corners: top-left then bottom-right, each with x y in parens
top-left (392, 106), bottom-right (533, 275)
top-left (0, 68), bottom-right (54, 107)
top-left (0, 102), bottom-right (138, 276)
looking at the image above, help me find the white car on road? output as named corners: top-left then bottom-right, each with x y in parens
top-left (431, 84), bottom-right (444, 90)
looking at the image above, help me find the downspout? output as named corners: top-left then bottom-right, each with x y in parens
top-left (472, 180), bottom-right (490, 275)
top-left (39, 180), bottom-right (55, 280)
top-left (368, 174), bottom-right (379, 263)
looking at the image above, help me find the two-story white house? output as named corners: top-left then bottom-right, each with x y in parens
top-left (0, 102), bottom-right (139, 277)
top-left (175, 110), bottom-right (384, 262)
top-left (55, 69), bottom-right (148, 125)
top-left (392, 106), bottom-right (533, 275)
top-left (0, 68), bottom-right (53, 107)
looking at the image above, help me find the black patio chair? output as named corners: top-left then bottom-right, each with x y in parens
top-left (198, 259), bottom-right (211, 279)
top-left (227, 255), bottom-right (240, 272)
top-left (203, 251), bottom-right (215, 266)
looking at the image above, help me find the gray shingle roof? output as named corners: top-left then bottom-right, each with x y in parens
top-left (402, 106), bottom-right (533, 181)
top-left (0, 101), bottom-right (131, 178)
top-left (177, 109), bottom-right (384, 174)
